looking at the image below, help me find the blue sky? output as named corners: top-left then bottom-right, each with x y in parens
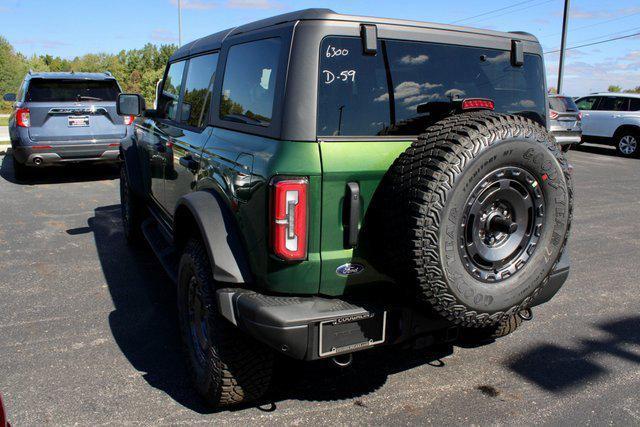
top-left (1, 0), bottom-right (639, 95)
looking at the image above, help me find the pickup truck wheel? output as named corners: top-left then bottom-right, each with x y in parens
top-left (119, 165), bottom-right (144, 244)
top-left (387, 112), bottom-right (573, 327)
top-left (177, 238), bottom-right (273, 408)
top-left (615, 132), bottom-right (639, 158)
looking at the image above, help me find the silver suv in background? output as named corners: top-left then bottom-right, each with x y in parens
top-left (575, 92), bottom-right (640, 157)
top-left (549, 95), bottom-right (582, 152)
top-left (3, 71), bottom-right (133, 178)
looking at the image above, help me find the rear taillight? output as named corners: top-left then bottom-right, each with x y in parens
top-left (123, 115), bottom-right (135, 125)
top-left (577, 112), bottom-right (582, 121)
top-left (270, 177), bottom-right (308, 261)
top-left (16, 108), bottom-right (30, 127)
top-left (461, 98), bottom-right (494, 111)
top-left (550, 110), bottom-right (559, 120)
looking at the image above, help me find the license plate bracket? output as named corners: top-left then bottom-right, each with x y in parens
top-left (68, 115), bottom-right (89, 127)
top-left (319, 311), bottom-right (386, 357)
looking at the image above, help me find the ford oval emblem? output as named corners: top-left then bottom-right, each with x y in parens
top-left (336, 263), bottom-right (365, 276)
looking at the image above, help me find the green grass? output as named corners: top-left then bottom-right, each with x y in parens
top-left (0, 116), bottom-right (8, 126)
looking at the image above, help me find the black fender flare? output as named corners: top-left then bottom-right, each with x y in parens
top-left (174, 191), bottom-right (253, 284)
top-left (120, 143), bottom-right (145, 197)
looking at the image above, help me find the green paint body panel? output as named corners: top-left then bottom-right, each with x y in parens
top-left (195, 128), bottom-right (413, 296)
top-left (197, 128), bottom-right (323, 295)
top-left (318, 140), bottom-right (413, 296)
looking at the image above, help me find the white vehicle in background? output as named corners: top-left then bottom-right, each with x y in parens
top-left (574, 92), bottom-right (640, 157)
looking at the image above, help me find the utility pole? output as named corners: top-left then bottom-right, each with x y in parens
top-left (557, 0), bottom-right (570, 94)
top-left (178, 0), bottom-right (183, 47)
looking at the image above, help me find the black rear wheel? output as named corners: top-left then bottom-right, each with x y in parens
top-left (177, 238), bottom-right (273, 408)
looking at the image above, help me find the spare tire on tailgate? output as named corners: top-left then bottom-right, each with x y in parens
top-left (387, 111), bottom-right (573, 327)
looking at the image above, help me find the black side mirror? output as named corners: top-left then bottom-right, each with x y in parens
top-left (3, 93), bottom-right (16, 102)
top-left (117, 93), bottom-right (146, 116)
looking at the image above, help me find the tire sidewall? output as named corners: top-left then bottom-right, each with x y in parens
top-left (439, 137), bottom-right (571, 313)
top-left (177, 250), bottom-right (218, 397)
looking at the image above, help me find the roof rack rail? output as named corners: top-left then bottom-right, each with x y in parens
top-left (104, 71), bottom-right (112, 76)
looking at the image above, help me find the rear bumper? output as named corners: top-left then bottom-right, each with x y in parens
top-left (550, 130), bottom-right (582, 145)
top-left (12, 142), bottom-right (122, 165)
top-left (218, 251), bottom-right (570, 360)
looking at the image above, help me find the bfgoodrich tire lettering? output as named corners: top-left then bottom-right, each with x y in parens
top-left (388, 112), bottom-right (573, 327)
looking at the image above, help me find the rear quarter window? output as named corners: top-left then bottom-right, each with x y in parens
top-left (318, 37), bottom-right (547, 137)
top-left (25, 79), bottom-right (120, 102)
top-left (220, 38), bottom-right (281, 127)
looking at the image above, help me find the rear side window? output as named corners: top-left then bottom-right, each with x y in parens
top-left (158, 60), bottom-right (186, 121)
top-left (575, 96), bottom-right (598, 110)
top-left (25, 79), bottom-right (120, 102)
top-left (318, 37), bottom-right (546, 136)
top-left (180, 53), bottom-right (219, 129)
top-left (597, 97), bottom-right (629, 111)
top-left (220, 38), bottom-right (281, 127)
top-left (549, 96), bottom-right (578, 112)
top-left (629, 98), bottom-right (640, 111)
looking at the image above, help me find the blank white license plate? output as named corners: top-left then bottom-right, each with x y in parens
top-left (68, 116), bottom-right (89, 127)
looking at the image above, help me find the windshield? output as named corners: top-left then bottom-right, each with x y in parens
top-left (549, 96), bottom-right (578, 112)
top-left (25, 79), bottom-right (121, 102)
top-left (318, 37), bottom-right (546, 136)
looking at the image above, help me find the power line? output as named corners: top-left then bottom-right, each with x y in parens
top-left (545, 26), bottom-right (640, 52)
top-left (544, 31), bottom-right (640, 54)
top-left (451, 0), bottom-right (539, 24)
top-left (463, 0), bottom-right (557, 25)
top-left (539, 11), bottom-right (640, 39)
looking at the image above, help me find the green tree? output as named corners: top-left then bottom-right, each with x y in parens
top-left (608, 85), bottom-right (622, 93)
top-left (0, 36), bottom-right (28, 112)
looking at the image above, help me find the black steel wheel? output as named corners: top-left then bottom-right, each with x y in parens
top-left (177, 238), bottom-right (273, 408)
top-left (459, 166), bottom-right (544, 282)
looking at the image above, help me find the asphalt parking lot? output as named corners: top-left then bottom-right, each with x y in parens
top-left (0, 145), bottom-right (639, 425)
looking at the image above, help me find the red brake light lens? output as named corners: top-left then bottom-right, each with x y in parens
top-left (16, 108), bottom-right (30, 127)
top-left (124, 115), bottom-right (135, 125)
top-left (577, 112), bottom-right (582, 121)
top-left (270, 177), bottom-right (308, 261)
top-left (461, 98), bottom-right (494, 111)
top-left (550, 110), bottom-right (559, 120)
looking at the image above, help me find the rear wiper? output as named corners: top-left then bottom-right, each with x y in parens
top-left (78, 95), bottom-right (103, 101)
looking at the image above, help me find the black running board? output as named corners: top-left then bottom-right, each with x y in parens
top-left (141, 217), bottom-right (179, 283)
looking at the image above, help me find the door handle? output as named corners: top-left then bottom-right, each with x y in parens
top-left (344, 182), bottom-right (361, 248)
top-left (179, 155), bottom-right (199, 171)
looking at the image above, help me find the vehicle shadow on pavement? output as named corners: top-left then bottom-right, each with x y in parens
top-left (0, 153), bottom-right (119, 185)
top-left (506, 316), bottom-right (640, 393)
top-left (79, 204), bottom-right (456, 414)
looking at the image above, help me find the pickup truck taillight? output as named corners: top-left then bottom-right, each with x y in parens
top-left (549, 110), bottom-right (559, 120)
top-left (16, 108), bottom-right (30, 127)
top-left (123, 115), bottom-right (135, 125)
top-left (577, 112), bottom-right (582, 121)
top-left (270, 177), bottom-right (308, 261)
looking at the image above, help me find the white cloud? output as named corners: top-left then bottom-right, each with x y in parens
top-left (374, 81), bottom-right (442, 103)
top-left (568, 6), bottom-right (640, 20)
top-left (14, 39), bottom-right (69, 49)
top-left (400, 54), bottom-right (429, 65)
top-left (225, 0), bottom-right (281, 8)
top-left (151, 29), bottom-right (178, 43)
top-left (170, 0), bottom-right (217, 10)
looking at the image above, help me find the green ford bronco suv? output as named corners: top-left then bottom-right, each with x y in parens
top-left (116, 9), bottom-right (572, 408)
